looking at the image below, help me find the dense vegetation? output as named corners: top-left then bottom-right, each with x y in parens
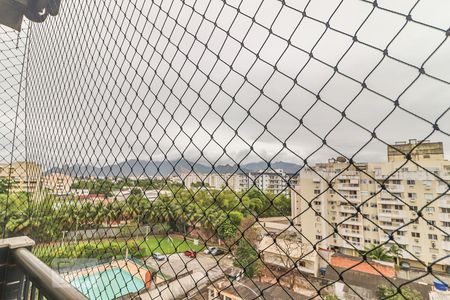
top-left (377, 285), bottom-right (423, 300)
top-left (0, 184), bottom-right (291, 243)
top-left (36, 236), bottom-right (203, 262)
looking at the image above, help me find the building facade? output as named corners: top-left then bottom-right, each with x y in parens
top-left (43, 173), bottom-right (74, 195)
top-left (0, 161), bottom-right (42, 193)
top-left (292, 140), bottom-right (450, 272)
top-left (181, 172), bottom-right (251, 192)
top-left (181, 169), bottom-right (299, 196)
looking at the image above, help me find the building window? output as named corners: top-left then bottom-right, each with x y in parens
top-left (427, 220), bottom-right (436, 226)
top-left (428, 234), bottom-right (438, 240)
top-left (425, 207), bottom-right (435, 213)
top-left (411, 232), bottom-right (420, 238)
top-left (442, 221), bottom-right (450, 227)
top-left (423, 180), bottom-right (432, 188)
top-left (314, 189), bottom-right (320, 195)
top-left (408, 193), bottom-right (417, 200)
top-left (424, 193), bottom-right (433, 202)
top-left (412, 246), bottom-right (421, 253)
top-left (316, 235), bottom-right (322, 240)
top-left (407, 180), bottom-right (415, 185)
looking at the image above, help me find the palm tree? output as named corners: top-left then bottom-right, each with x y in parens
top-left (364, 244), bottom-right (393, 262)
top-left (389, 244), bottom-right (403, 266)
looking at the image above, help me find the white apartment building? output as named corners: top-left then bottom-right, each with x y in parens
top-left (181, 172), bottom-right (251, 192)
top-left (292, 140), bottom-right (450, 273)
top-left (181, 169), bottom-right (299, 195)
top-left (249, 169), bottom-right (295, 196)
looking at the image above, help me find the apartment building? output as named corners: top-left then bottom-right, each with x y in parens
top-left (292, 140), bottom-right (450, 273)
top-left (182, 172), bottom-right (251, 192)
top-left (43, 173), bottom-right (74, 195)
top-left (0, 161), bottom-right (42, 193)
top-left (250, 169), bottom-right (299, 196)
top-left (181, 169), bottom-right (299, 195)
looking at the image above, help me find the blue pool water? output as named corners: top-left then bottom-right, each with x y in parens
top-left (70, 268), bottom-right (145, 300)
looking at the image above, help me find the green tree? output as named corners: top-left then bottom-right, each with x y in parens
top-left (377, 285), bottom-right (422, 300)
top-left (389, 244), bottom-right (403, 266)
top-left (364, 244), bottom-right (393, 262)
top-left (234, 238), bottom-right (261, 278)
top-left (217, 219), bottom-right (237, 241)
top-left (0, 179), bottom-right (10, 194)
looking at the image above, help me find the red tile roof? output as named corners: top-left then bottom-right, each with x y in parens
top-left (330, 255), bottom-right (396, 278)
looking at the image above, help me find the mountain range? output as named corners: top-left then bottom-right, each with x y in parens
top-left (47, 159), bottom-right (302, 178)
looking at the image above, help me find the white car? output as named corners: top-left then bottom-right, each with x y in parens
top-left (152, 252), bottom-right (166, 261)
top-left (203, 247), bottom-right (217, 254)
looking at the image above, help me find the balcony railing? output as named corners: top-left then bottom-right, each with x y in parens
top-left (0, 237), bottom-right (87, 300)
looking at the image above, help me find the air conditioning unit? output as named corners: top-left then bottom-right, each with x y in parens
top-left (414, 239), bottom-right (419, 243)
top-left (429, 226), bottom-right (434, 230)
top-left (413, 225), bottom-right (418, 229)
top-left (431, 242), bottom-right (436, 248)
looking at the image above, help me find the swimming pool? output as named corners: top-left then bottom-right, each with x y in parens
top-left (70, 268), bottom-right (145, 300)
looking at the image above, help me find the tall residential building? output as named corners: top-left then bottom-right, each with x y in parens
top-left (292, 140), bottom-right (450, 272)
top-left (181, 172), bottom-right (251, 192)
top-left (43, 173), bottom-right (74, 195)
top-left (0, 161), bottom-right (42, 193)
top-left (250, 169), bottom-right (298, 196)
top-left (181, 169), bottom-right (299, 195)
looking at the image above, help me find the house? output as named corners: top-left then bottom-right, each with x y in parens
top-left (258, 235), bottom-right (321, 277)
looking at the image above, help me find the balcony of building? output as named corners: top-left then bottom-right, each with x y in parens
top-left (341, 217), bottom-right (363, 226)
top-left (438, 197), bottom-right (450, 208)
top-left (378, 209), bottom-right (406, 219)
top-left (0, 237), bottom-right (87, 300)
top-left (437, 185), bottom-right (449, 194)
top-left (340, 205), bottom-right (357, 214)
top-left (378, 222), bottom-right (406, 231)
top-left (379, 234), bottom-right (408, 245)
top-left (443, 241), bottom-right (450, 251)
top-left (341, 228), bottom-right (363, 238)
top-left (385, 184), bottom-right (405, 193)
top-left (439, 213), bottom-right (450, 221)
top-left (337, 183), bottom-right (360, 191)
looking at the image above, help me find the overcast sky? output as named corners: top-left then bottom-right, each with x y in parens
top-left (1, 0), bottom-right (449, 169)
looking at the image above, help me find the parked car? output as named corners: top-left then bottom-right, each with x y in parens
top-left (210, 248), bottom-right (225, 256)
top-left (204, 247), bottom-right (217, 254)
top-left (184, 250), bottom-right (197, 258)
top-left (152, 252), bottom-right (166, 261)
